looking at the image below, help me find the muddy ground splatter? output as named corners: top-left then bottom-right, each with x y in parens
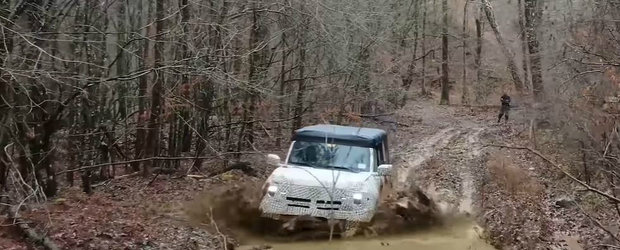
top-left (184, 174), bottom-right (445, 245)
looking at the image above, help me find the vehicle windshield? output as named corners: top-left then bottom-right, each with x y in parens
top-left (287, 141), bottom-right (372, 172)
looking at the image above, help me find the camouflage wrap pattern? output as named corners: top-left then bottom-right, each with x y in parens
top-left (259, 181), bottom-right (378, 222)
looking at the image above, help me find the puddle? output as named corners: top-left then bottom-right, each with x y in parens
top-left (238, 218), bottom-right (495, 250)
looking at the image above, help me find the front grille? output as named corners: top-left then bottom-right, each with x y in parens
top-left (316, 200), bottom-right (342, 205)
top-left (286, 196), bottom-right (312, 208)
top-left (316, 207), bottom-right (339, 210)
top-left (260, 183), bottom-right (376, 222)
top-left (286, 197), bottom-right (311, 203)
top-left (282, 184), bottom-right (349, 200)
top-left (279, 184), bottom-right (350, 211)
top-left (288, 204), bottom-right (310, 208)
top-left (316, 199), bottom-right (341, 210)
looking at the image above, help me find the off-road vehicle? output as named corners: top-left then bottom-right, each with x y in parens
top-left (259, 124), bottom-right (393, 234)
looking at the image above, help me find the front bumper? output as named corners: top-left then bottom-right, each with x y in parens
top-left (259, 184), bottom-right (377, 222)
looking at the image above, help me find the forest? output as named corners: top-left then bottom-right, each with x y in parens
top-left (1, 0), bottom-right (620, 249)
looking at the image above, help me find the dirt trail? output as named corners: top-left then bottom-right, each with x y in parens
top-left (459, 128), bottom-right (484, 214)
top-left (392, 101), bottom-right (491, 218)
top-left (395, 127), bottom-right (459, 185)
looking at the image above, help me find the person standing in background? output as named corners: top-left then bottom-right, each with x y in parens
top-left (498, 93), bottom-right (511, 123)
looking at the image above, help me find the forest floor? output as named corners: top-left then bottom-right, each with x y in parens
top-left (1, 96), bottom-right (612, 250)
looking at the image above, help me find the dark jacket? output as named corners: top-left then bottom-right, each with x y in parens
top-left (500, 94), bottom-right (511, 107)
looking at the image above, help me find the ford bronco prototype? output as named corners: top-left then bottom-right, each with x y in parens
top-left (259, 124), bottom-right (393, 224)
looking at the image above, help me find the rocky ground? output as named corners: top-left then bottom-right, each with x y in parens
top-left (2, 98), bottom-right (613, 249)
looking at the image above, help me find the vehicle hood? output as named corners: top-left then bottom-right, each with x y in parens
top-left (267, 165), bottom-right (374, 192)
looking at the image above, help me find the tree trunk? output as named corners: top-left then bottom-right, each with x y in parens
top-left (98, 137), bottom-right (111, 180)
top-left (461, 0), bottom-right (470, 105)
top-left (167, 116), bottom-right (177, 169)
top-left (524, 0), bottom-right (544, 148)
top-left (475, 7), bottom-right (484, 104)
top-left (82, 171), bottom-right (92, 195)
top-left (134, 74), bottom-right (147, 171)
top-left (292, 3), bottom-right (307, 133)
top-left (292, 46), bottom-right (306, 132)
top-left (133, 0), bottom-right (151, 172)
top-left (401, 0), bottom-right (420, 106)
top-left (481, 0), bottom-right (525, 92)
top-left (236, 4), bottom-right (262, 154)
top-left (524, 0), bottom-right (544, 100)
top-left (144, 0), bottom-right (165, 177)
top-left (420, 0), bottom-right (428, 96)
top-left (246, 5), bottom-right (260, 147)
top-left (517, 0), bottom-right (532, 89)
top-left (0, 116), bottom-right (8, 189)
top-left (439, 0), bottom-right (450, 105)
top-left (192, 81), bottom-right (214, 172)
top-left (192, 82), bottom-right (213, 171)
top-left (179, 0), bottom-right (193, 153)
top-left (276, 33), bottom-right (288, 148)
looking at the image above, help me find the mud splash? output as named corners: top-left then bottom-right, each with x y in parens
top-left (184, 176), bottom-right (493, 249)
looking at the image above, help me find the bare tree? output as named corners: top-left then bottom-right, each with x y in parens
top-left (481, 0), bottom-right (526, 92)
top-left (474, 5), bottom-right (484, 104)
top-left (401, 0), bottom-right (421, 106)
top-left (291, 1), bottom-right (308, 133)
top-left (439, 0), bottom-right (450, 105)
top-left (517, 0), bottom-right (532, 89)
top-left (461, 0), bottom-right (471, 104)
top-left (133, 0), bottom-right (151, 172)
top-left (524, 0), bottom-right (544, 100)
top-left (143, 0), bottom-right (165, 176)
top-left (420, 0), bottom-right (428, 96)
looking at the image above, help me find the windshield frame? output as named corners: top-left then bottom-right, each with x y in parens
top-left (284, 140), bottom-right (376, 173)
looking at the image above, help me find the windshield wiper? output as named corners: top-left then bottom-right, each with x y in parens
top-left (326, 165), bottom-right (359, 173)
top-left (289, 161), bottom-right (312, 167)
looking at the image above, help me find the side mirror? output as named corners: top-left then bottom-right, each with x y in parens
top-left (266, 154), bottom-right (282, 166)
top-left (377, 164), bottom-right (393, 176)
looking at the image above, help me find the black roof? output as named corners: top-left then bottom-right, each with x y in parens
top-left (291, 124), bottom-right (387, 148)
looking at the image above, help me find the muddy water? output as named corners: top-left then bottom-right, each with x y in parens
top-left (238, 218), bottom-right (495, 250)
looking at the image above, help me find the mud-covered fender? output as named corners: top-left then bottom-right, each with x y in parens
top-left (261, 172), bottom-right (276, 197)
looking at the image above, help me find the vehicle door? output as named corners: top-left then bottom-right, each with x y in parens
top-left (376, 140), bottom-right (393, 200)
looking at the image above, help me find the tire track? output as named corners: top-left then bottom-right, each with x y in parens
top-left (458, 128), bottom-right (484, 214)
top-left (394, 123), bottom-right (487, 216)
top-left (395, 128), bottom-right (462, 188)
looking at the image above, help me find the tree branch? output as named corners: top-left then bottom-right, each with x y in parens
top-left (575, 202), bottom-right (620, 244)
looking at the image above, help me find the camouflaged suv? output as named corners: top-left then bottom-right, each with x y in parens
top-left (259, 124), bottom-right (393, 224)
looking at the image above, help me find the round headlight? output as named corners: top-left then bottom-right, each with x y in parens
top-left (267, 185), bottom-right (278, 196)
top-left (352, 193), bottom-right (363, 204)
